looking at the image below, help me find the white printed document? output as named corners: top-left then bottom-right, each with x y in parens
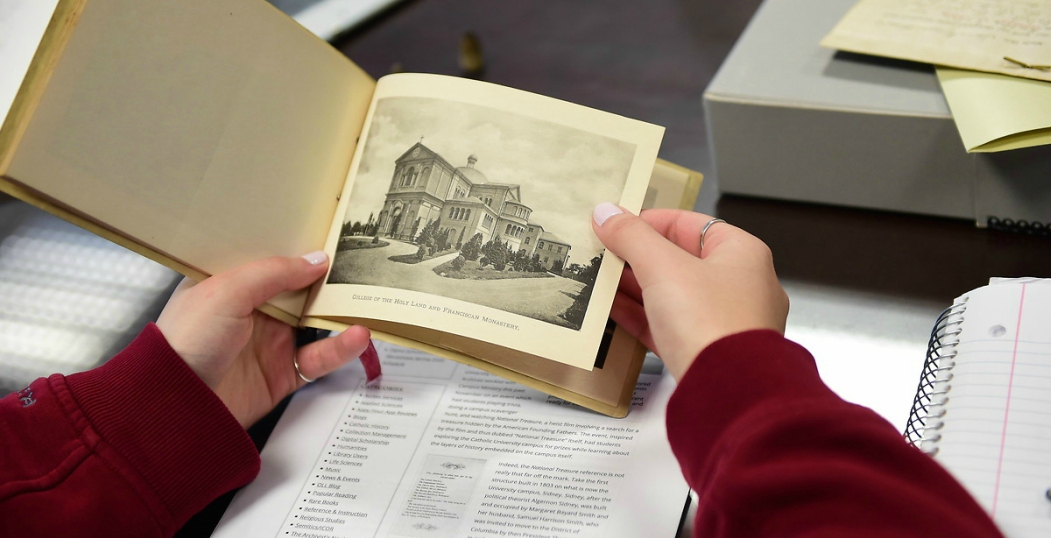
top-left (213, 342), bottom-right (690, 538)
top-left (0, 0), bottom-right (60, 128)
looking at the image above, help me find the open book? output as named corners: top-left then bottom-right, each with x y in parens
top-left (905, 279), bottom-right (1051, 537)
top-left (0, 0), bottom-right (701, 416)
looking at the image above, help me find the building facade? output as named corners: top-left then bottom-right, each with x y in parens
top-left (374, 143), bottom-right (570, 271)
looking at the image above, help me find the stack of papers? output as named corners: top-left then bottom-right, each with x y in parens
top-left (821, 0), bottom-right (1051, 153)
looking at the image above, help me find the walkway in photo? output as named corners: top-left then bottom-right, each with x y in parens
top-left (329, 239), bottom-right (586, 327)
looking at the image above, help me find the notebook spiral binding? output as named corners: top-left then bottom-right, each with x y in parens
top-left (903, 299), bottom-right (968, 454)
top-left (986, 217), bottom-right (1051, 237)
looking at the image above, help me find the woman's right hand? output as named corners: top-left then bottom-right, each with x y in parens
top-left (591, 205), bottom-right (789, 380)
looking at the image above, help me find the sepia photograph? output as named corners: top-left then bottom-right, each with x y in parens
top-left (326, 96), bottom-right (638, 331)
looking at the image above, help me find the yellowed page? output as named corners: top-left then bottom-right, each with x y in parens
top-left (647, 159), bottom-right (703, 211)
top-left (937, 67), bottom-right (1051, 153)
top-left (308, 73), bottom-right (664, 370)
top-left (3, 0), bottom-right (375, 318)
top-left (822, 0), bottom-right (1051, 83)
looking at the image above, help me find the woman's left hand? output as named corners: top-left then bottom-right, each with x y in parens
top-left (156, 252), bottom-right (371, 427)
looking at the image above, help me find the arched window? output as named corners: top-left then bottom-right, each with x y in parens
top-left (401, 167), bottom-right (418, 187)
top-left (466, 209), bottom-right (471, 220)
top-left (419, 167), bottom-right (431, 188)
top-left (524, 237), bottom-right (530, 245)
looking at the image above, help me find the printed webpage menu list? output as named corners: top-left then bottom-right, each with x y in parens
top-left (214, 342), bottom-right (688, 538)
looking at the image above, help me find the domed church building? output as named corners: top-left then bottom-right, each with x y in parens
top-left (375, 142), bottom-right (571, 271)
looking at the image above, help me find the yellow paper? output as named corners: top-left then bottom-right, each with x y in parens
top-left (937, 67), bottom-right (1051, 153)
top-left (822, 0), bottom-right (1051, 83)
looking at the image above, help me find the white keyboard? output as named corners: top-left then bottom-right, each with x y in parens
top-left (0, 201), bottom-right (179, 392)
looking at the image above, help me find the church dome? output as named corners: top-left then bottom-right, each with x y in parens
top-left (455, 166), bottom-right (488, 184)
top-left (456, 154), bottom-right (486, 184)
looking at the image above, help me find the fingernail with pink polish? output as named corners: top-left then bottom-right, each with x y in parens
top-left (593, 203), bottom-right (623, 226)
top-left (302, 251), bottom-right (328, 265)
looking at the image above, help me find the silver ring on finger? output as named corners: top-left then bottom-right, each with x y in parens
top-left (294, 355), bottom-right (315, 384)
top-left (700, 218), bottom-right (726, 254)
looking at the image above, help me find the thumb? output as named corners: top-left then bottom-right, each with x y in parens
top-left (212, 251), bottom-right (331, 315)
top-left (592, 203), bottom-right (695, 288)
top-left (293, 325), bottom-right (373, 389)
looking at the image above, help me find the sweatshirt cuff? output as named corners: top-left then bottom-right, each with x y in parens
top-left (665, 330), bottom-right (843, 481)
top-left (64, 323), bottom-right (260, 527)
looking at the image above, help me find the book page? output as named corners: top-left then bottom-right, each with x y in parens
top-left (307, 73), bottom-right (664, 370)
top-left (822, 0), bottom-right (1051, 83)
top-left (213, 342), bottom-right (689, 538)
top-left (0, 0), bottom-right (59, 130)
top-left (932, 280), bottom-right (1051, 537)
top-left (302, 160), bottom-right (698, 414)
top-left (4, 0), bottom-right (375, 318)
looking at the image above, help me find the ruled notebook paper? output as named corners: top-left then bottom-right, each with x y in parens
top-left (928, 279), bottom-right (1051, 537)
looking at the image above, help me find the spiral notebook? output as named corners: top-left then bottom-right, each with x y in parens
top-left (905, 278), bottom-right (1051, 537)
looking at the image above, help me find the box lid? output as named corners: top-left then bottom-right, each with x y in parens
top-left (705, 0), bottom-right (951, 118)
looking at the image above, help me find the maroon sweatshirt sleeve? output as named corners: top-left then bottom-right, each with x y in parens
top-left (0, 323), bottom-right (260, 537)
top-left (667, 330), bottom-right (1004, 538)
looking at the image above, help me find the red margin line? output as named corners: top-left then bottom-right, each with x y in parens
top-left (990, 283), bottom-right (1027, 517)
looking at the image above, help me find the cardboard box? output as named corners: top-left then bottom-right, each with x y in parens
top-left (705, 0), bottom-right (1051, 230)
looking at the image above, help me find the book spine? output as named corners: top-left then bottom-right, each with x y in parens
top-left (903, 300), bottom-right (967, 454)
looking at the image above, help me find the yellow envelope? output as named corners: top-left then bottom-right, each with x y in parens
top-left (937, 67), bottom-right (1051, 153)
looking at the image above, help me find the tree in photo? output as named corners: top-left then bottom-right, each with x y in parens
top-left (363, 212), bottom-right (375, 236)
top-left (451, 255), bottom-right (466, 270)
top-left (484, 234), bottom-right (507, 270)
top-left (560, 253), bottom-right (603, 329)
top-left (551, 258), bottom-right (565, 275)
top-left (415, 219), bottom-right (434, 245)
top-left (409, 217), bottom-right (421, 243)
top-left (513, 249), bottom-right (530, 272)
top-left (456, 228), bottom-right (465, 250)
top-left (438, 227), bottom-right (452, 252)
top-left (461, 233), bottom-right (483, 261)
top-left (530, 253), bottom-right (543, 273)
top-left (414, 219), bottom-right (441, 258)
